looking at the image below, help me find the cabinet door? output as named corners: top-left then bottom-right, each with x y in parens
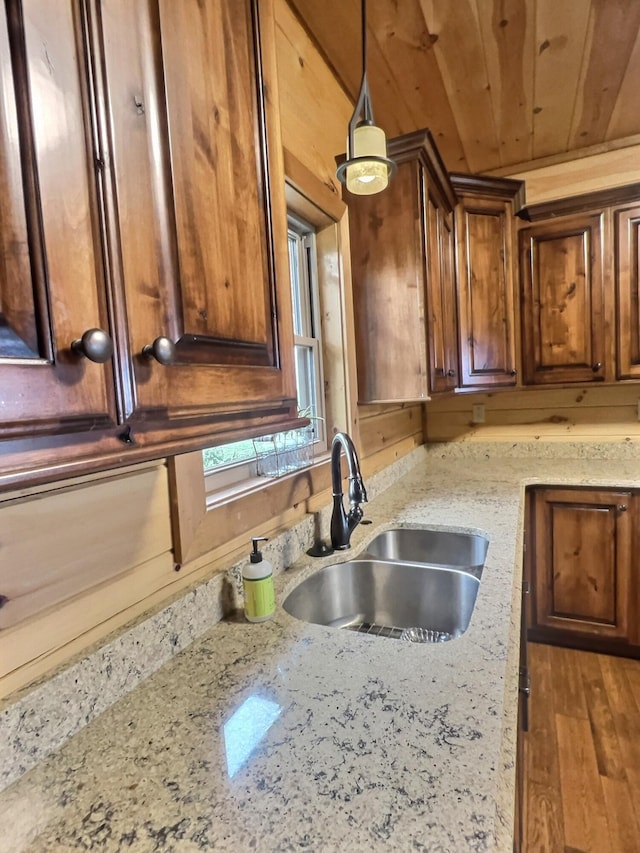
top-left (532, 488), bottom-right (632, 642)
top-left (616, 204), bottom-right (640, 380)
top-left (520, 213), bottom-right (606, 385)
top-left (0, 0), bottom-right (116, 439)
top-left (347, 158), bottom-right (429, 403)
top-left (455, 196), bottom-right (518, 388)
top-left (425, 190), bottom-right (458, 393)
top-left (96, 0), bottom-right (296, 425)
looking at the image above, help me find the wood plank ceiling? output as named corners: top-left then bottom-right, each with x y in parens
top-left (286, 0), bottom-right (640, 174)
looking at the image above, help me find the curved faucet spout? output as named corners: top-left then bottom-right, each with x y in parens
top-left (330, 432), bottom-right (368, 550)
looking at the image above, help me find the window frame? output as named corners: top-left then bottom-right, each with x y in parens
top-left (288, 212), bottom-right (327, 450)
top-left (202, 210), bottom-right (327, 493)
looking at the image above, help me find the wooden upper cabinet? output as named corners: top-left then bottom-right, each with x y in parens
top-left (451, 174), bottom-right (523, 389)
top-left (96, 0), bottom-right (296, 423)
top-left (519, 212), bottom-right (607, 385)
top-left (343, 129), bottom-right (457, 402)
top-left (616, 204), bottom-right (640, 380)
top-left (0, 0), bottom-right (117, 439)
top-left (531, 487), bottom-right (634, 645)
top-left (0, 0), bottom-right (299, 486)
top-left (425, 188), bottom-right (458, 393)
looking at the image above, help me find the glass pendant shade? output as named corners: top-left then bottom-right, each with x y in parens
top-left (336, 0), bottom-right (395, 196)
top-left (345, 125), bottom-right (390, 195)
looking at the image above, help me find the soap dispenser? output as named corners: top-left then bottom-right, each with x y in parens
top-left (242, 536), bottom-right (275, 623)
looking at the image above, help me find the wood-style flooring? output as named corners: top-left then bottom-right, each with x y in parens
top-left (524, 643), bottom-right (640, 853)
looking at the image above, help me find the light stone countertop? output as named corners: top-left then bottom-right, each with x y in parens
top-left (3, 448), bottom-right (640, 852)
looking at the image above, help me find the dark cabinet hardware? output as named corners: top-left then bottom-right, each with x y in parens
top-left (519, 667), bottom-right (530, 733)
top-left (70, 328), bottom-right (114, 363)
top-left (518, 670), bottom-right (531, 697)
top-left (618, 504), bottom-right (628, 512)
top-left (142, 336), bottom-right (176, 366)
top-left (447, 368), bottom-right (456, 377)
top-left (592, 362), bottom-right (602, 372)
top-left (118, 425), bottom-right (135, 445)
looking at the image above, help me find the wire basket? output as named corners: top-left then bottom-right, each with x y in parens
top-left (253, 426), bottom-right (314, 478)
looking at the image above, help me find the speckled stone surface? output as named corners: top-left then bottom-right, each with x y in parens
top-left (3, 444), bottom-right (640, 852)
top-left (0, 447), bottom-right (418, 793)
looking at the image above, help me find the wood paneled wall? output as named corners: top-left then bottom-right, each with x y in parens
top-left (0, 464), bottom-right (175, 697)
top-left (425, 386), bottom-right (640, 444)
top-left (274, 0), bottom-right (350, 199)
top-left (507, 144), bottom-right (640, 205)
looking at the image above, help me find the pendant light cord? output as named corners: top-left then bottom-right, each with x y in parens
top-left (361, 0), bottom-right (367, 78)
top-left (361, 0), bottom-right (373, 124)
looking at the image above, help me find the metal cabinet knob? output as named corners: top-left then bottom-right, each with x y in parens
top-left (447, 368), bottom-right (456, 377)
top-left (618, 504), bottom-right (628, 512)
top-left (142, 336), bottom-right (176, 366)
top-left (592, 362), bottom-right (602, 372)
top-left (70, 328), bottom-right (114, 364)
top-left (510, 368), bottom-right (518, 376)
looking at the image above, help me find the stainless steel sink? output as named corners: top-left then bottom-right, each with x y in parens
top-left (283, 527), bottom-right (488, 641)
top-left (363, 527), bottom-right (488, 576)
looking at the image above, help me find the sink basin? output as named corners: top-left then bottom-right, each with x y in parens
top-left (283, 527), bottom-right (488, 641)
top-left (283, 559), bottom-right (480, 640)
top-left (363, 527), bottom-right (488, 576)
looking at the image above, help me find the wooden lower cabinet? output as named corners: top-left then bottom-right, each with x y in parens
top-left (516, 485), bottom-right (639, 849)
top-left (514, 527), bottom-right (530, 853)
top-left (528, 486), bottom-right (638, 652)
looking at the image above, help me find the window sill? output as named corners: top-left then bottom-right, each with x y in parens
top-left (205, 450), bottom-right (331, 512)
top-left (169, 443), bottom-right (335, 567)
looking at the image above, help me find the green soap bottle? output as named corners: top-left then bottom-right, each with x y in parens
top-left (242, 536), bottom-right (275, 622)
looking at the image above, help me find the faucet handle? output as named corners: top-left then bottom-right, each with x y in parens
top-left (349, 475), bottom-right (368, 504)
top-left (347, 503), bottom-right (364, 533)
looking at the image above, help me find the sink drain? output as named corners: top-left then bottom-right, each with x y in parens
top-left (345, 622), bottom-right (452, 642)
top-left (399, 627), bottom-right (452, 643)
top-left (346, 621), bottom-right (405, 639)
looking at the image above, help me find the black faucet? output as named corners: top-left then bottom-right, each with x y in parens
top-left (330, 432), bottom-right (368, 550)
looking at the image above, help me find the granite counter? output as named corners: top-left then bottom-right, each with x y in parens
top-left (3, 448), bottom-right (640, 852)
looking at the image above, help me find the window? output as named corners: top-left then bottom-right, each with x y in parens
top-left (287, 213), bottom-right (326, 446)
top-left (202, 212), bottom-right (325, 487)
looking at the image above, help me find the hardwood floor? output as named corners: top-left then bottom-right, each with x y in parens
top-left (524, 643), bottom-right (640, 852)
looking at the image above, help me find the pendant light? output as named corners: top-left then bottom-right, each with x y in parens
top-left (336, 0), bottom-right (396, 195)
